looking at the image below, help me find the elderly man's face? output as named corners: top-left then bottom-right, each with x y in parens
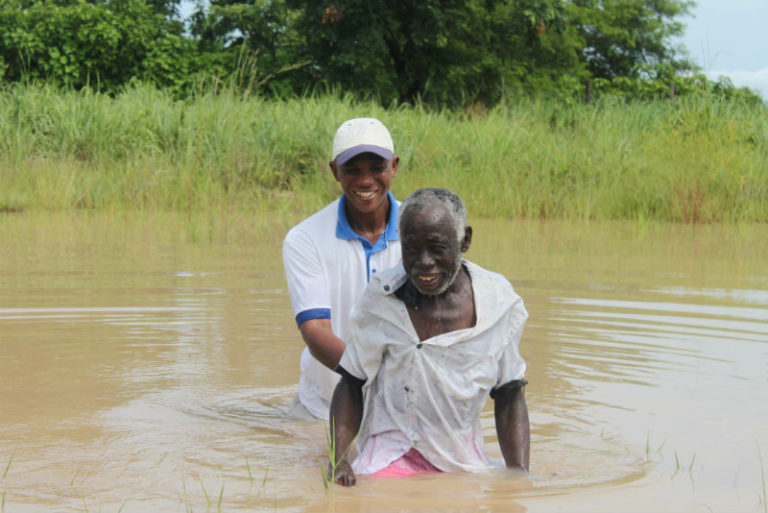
top-left (401, 203), bottom-right (469, 296)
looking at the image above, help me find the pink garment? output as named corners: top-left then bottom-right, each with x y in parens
top-left (368, 448), bottom-right (442, 478)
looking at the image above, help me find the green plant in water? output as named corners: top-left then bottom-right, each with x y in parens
top-left (243, 455), bottom-right (254, 485)
top-left (317, 457), bottom-right (329, 491)
top-left (2, 452), bottom-right (12, 478)
top-left (1, 451), bottom-right (11, 510)
top-left (321, 417), bottom-right (358, 489)
top-left (1, 451), bottom-right (17, 513)
top-left (199, 477), bottom-right (210, 508)
top-left (645, 430), bottom-right (650, 461)
top-left (644, 432), bottom-right (669, 463)
top-left (687, 453), bottom-right (698, 490)
top-left (670, 450), bottom-right (681, 480)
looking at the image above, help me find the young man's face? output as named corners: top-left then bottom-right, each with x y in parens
top-left (401, 203), bottom-right (470, 296)
top-left (330, 153), bottom-right (398, 216)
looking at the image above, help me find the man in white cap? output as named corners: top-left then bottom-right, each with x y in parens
top-left (282, 118), bottom-right (402, 419)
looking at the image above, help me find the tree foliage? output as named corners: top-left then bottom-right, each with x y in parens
top-left (0, 0), bottom-right (195, 93)
top-left (0, 0), bottom-right (763, 107)
top-left (232, 0), bottom-right (588, 106)
top-left (194, 0), bottom-right (702, 106)
top-left (190, 0), bottom-right (305, 95)
top-left (566, 0), bottom-right (696, 79)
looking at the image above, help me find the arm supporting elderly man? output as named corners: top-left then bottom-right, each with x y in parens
top-left (298, 319), bottom-right (347, 371)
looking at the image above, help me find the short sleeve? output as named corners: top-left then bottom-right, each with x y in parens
top-left (338, 338), bottom-right (367, 382)
top-left (338, 283), bottom-right (388, 384)
top-left (495, 304), bottom-right (528, 387)
top-left (282, 227), bottom-right (330, 325)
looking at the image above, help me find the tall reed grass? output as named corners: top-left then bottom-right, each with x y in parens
top-left (1, 82), bottom-right (766, 223)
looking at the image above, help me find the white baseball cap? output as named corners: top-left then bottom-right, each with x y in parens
top-left (332, 117), bottom-right (394, 166)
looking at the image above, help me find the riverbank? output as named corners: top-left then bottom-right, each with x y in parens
top-left (1, 83), bottom-right (766, 222)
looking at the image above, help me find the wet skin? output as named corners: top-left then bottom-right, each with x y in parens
top-left (330, 201), bottom-right (530, 486)
top-left (400, 203), bottom-right (476, 340)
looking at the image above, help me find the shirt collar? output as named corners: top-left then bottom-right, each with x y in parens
top-left (336, 191), bottom-right (399, 241)
top-left (381, 260), bottom-right (524, 335)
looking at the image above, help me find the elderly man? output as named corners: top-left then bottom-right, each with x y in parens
top-left (282, 118), bottom-right (402, 419)
top-left (329, 188), bottom-right (530, 486)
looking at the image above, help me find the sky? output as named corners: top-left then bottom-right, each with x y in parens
top-left (677, 0), bottom-right (768, 99)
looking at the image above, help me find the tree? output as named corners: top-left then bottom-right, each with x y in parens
top-left (189, 0), bottom-right (307, 96)
top-left (284, 0), bottom-right (583, 106)
top-left (0, 0), bottom-right (196, 93)
top-left (198, 0), bottom-right (695, 106)
top-left (565, 0), bottom-right (697, 79)
top-left (0, 0), bottom-right (711, 106)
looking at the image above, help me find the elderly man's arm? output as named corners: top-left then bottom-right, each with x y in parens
top-left (299, 319), bottom-right (346, 370)
top-left (328, 372), bottom-right (364, 486)
top-left (494, 384), bottom-right (530, 472)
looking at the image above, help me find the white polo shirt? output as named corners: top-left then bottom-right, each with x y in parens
top-left (339, 260), bottom-right (528, 474)
top-left (282, 192), bottom-right (401, 419)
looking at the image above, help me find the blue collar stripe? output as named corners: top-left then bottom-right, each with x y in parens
top-left (336, 192), bottom-right (399, 242)
top-left (336, 191), bottom-right (399, 282)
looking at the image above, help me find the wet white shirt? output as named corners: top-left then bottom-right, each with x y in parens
top-left (339, 260), bottom-right (528, 474)
top-left (282, 194), bottom-right (400, 418)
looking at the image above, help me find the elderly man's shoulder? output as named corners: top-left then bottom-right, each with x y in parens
top-left (464, 260), bottom-right (517, 290)
top-left (461, 261), bottom-right (528, 337)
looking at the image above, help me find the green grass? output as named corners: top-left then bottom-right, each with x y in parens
top-left (1, 82), bottom-right (767, 223)
top-left (1, 453), bottom-right (12, 479)
top-left (1, 453), bottom-right (12, 513)
top-left (320, 418), bottom-right (357, 489)
top-left (199, 476), bottom-right (210, 508)
top-left (243, 455), bottom-right (254, 485)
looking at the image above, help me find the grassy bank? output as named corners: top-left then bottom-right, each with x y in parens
top-left (1, 83), bottom-right (766, 223)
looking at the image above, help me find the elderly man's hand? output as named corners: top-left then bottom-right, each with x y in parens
top-left (329, 459), bottom-right (356, 487)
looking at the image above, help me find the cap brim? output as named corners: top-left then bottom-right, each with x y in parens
top-left (335, 145), bottom-right (394, 166)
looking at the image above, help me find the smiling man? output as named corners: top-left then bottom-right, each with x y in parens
top-left (328, 188), bottom-right (530, 486)
top-left (282, 118), bottom-right (402, 419)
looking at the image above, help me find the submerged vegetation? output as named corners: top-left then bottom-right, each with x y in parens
top-left (0, 82), bottom-right (766, 223)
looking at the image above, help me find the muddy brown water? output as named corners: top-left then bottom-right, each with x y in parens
top-left (1, 212), bottom-right (766, 512)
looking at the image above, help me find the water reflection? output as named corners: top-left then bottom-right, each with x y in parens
top-left (1, 213), bottom-right (766, 512)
